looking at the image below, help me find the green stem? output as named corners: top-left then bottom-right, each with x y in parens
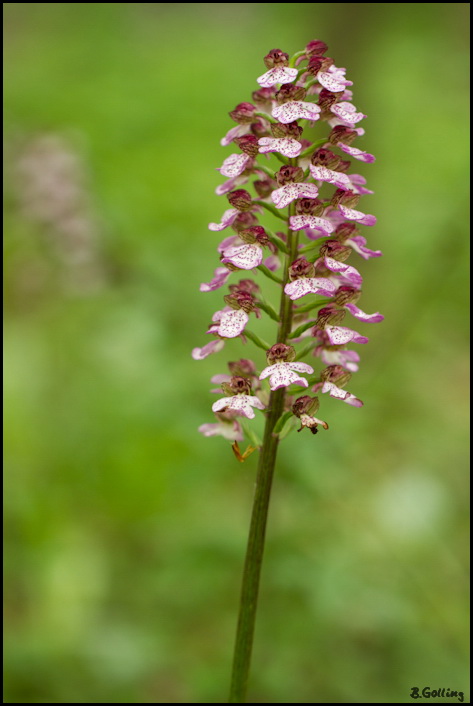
top-left (293, 297), bottom-right (332, 314)
top-left (254, 111), bottom-right (277, 124)
top-left (244, 329), bottom-right (271, 352)
top-left (256, 265), bottom-right (283, 285)
top-left (257, 201), bottom-right (288, 222)
top-left (298, 137), bottom-right (328, 160)
top-left (256, 299), bottom-right (280, 323)
top-left (228, 204), bottom-right (297, 703)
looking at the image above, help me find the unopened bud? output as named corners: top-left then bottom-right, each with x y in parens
top-left (251, 86), bottom-right (276, 106)
top-left (276, 165), bottom-right (304, 186)
top-left (331, 189), bottom-right (360, 208)
top-left (271, 121), bottom-right (303, 139)
top-left (334, 286), bottom-right (361, 306)
top-left (238, 225), bottom-right (269, 246)
top-left (305, 40), bottom-right (328, 57)
top-left (292, 395), bottom-right (320, 417)
top-left (229, 102), bottom-right (256, 124)
top-left (334, 222), bottom-right (359, 242)
top-left (228, 359), bottom-right (257, 377)
top-left (316, 305), bottom-right (346, 328)
top-left (276, 84), bottom-right (306, 104)
top-left (235, 134), bottom-right (260, 157)
top-left (224, 290), bottom-right (255, 313)
top-left (253, 176), bottom-right (275, 199)
top-left (231, 211), bottom-right (259, 232)
top-left (227, 189), bottom-right (253, 212)
top-left (311, 147), bottom-right (340, 169)
top-left (289, 257), bottom-right (315, 280)
top-left (328, 125), bottom-right (357, 145)
top-left (266, 343), bottom-right (296, 364)
top-left (229, 279), bottom-right (260, 295)
top-left (336, 159), bottom-right (351, 173)
top-left (307, 56), bottom-right (333, 75)
top-left (320, 365), bottom-right (352, 387)
top-left (263, 48), bottom-right (289, 69)
top-left (318, 88), bottom-right (341, 112)
top-left (296, 197), bottom-right (319, 215)
top-left (319, 240), bottom-right (352, 262)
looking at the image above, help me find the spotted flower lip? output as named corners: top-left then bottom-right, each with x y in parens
top-left (192, 339), bottom-right (225, 360)
top-left (209, 208), bottom-right (239, 231)
top-left (217, 153), bottom-right (252, 178)
top-left (309, 164), bottom-right (352, 190)
top-left (345, 234), bottom-right (382, 259)
top-left (272, 183), bottom-right (319, 209)
top-left (347, 174), bottom-right (374, 196)
top-left (272, 101), bottom-right (321, 124)
top-left (325, 325), bottom-right (369, 345)
top-left (221, 243), bottom-right (263, 269)
top-left (212, 393), bottom-right (266, 419)
top-left (212, 307), bottom-right (250, 338)
top-left (317, 347), bottom-right (360, 372)
top-left (321, 381), bottom-right (363, 407)
top-left (331, 101), bottom-right (366, 124)
top-left (259, 361), bottom-right (314, 391)
top-left (337, 142), bottom-right (375, 163)
top-left (344, 303), bottom-right (384, 322)
top-left (200, 267), bottom-right (232, 292)
top-left (318, 70), bottom-right (352, 93)
top-left (289, 214), bottom-right (335, 235)
top-left (257, 65), bottom-right (298, 88)
top-left (284, 277), bottom-right (337, 300)
top-left (322, 256), bottom-right (363, 288)
top-left (339, 204), bottom-right (377, 226)
top-left (258, 137), bottom-right (302, 158)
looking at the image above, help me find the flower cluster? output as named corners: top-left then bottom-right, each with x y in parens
top-left (194, 41), bottom-right (383, 445)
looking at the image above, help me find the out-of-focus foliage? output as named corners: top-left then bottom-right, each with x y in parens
top-left (4, 3), bottom-right (469, 703)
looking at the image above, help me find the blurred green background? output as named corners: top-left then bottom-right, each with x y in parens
top-left (4, 3), bottom-right (469, 703)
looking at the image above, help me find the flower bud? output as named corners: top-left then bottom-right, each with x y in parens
top-left (318, 88), bottom-right (341, 112)
top-left (227, 189), bottom-right (253, 212)
top-left (238, 225), bottom-right (269, 246)
top-left (253, 176), bottom-right (275, 199)
top-left (276, 165), bottom-right (304, 186)
top-left (231, 212), bottom-right (259, 232)
top-left (229, 279), bottom-right (260, 295)
top-left (228, 359), bottom-right (257, 377)
top-left (275, 83), bottom-right (306, 104)
top-left (235, 134), bottom-right (260, 157)
top-left (319, 240), bottom-right (352, 262)
top-left (307, 56), bottom-right (333, 75)
top-left (328, 125), bottom-right (357, 145)
top-left (334, 222), bottom-right (359, 242)
top-left (229, 102), bottom-right (256, 124)
top-left (316, 305), bottom-right (346, 328)
top-left (251, 86), bottom-right (276, 107)
top-left (306, 40), bottom-right (328, 56)
top-left (336, 159), bottom-right (351, 173)
top-left (263, 48), bottom-right (289, 69)
top-left (320, 365), bottom-right (352, 387)
top-left (311, 147), bottom-right (340, 169)
top-left (222, 375), bottom-right (252, 396)
top-left (292, 395), bottom-right (320, 417)
top-left (266, 343), bottom-right (296, 364)
top-left (334, 286), bottom-right (361, 306)
top-left (330, 189), bottom-right (360, 208)
top-left (289, 257), bottom-right (315, 280)
top-left (271, 121), bottom-right (303, 139)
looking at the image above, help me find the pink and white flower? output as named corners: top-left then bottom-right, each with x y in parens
top-left (258, 137), bottom-right (302, 158)
top-left (220, 124), bottom-right (251, 147)
top-left (339, 204), bottom-right (377, 227)
top-left (325, 325), bottom-right (369, 346)
top-left (330, 101), bottom-right (366, 124)
top-left (347, 174), bottom-right (374, 196)
top-left (221, 242), bottom-right (264, 269)
top-left (309, 164), bottom-right (352, 190)
top-left (212, 393), bottom-right (266, 419)
top-left (318, 70), bottom-right (352, 93)
top-left (272, 101), bottom-right (321, 124)
top-left (321, 381), bottom-right (363, 407)
top-left (284, 277), bottom-right (337, 300)
top-left (199, 414), bottom-right (244, 441)
top-left (217, 153), bottom-right (252, 178)
top-left (259, 361), bottom-right (314, 390)
top-left (316, 347), bottom-right (360, 373)
top-left (345, 234), bottom-right (382, 259)
top-left (272, 182), bottom-right (319, 209)
top-left (208, 208), bottom-right (239, 231)
top-left (337, 142), bottom-right (375, 163)
top-left (344, 303), bottom-right (384, 323)
top-left (192, 339), bottom-right (225, 360)
top-left (200, 267), bottom-right (231, 292)
top-left (290, 214), bottom-right (335, 236)
top-left (212, 307), bottom-right (249, 338)
top-left (322, 256), bottom-right (363, 288)
top-left (257, 66), bottom-right (298, 88)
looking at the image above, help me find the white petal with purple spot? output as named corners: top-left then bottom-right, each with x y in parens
top-left (337, 142), bottom-right (375, 163)
top-left (284, 277), bottom-right (337, 300)
top-left (258, 137), bottom-right (302, 158)
top-left (271, 182), bottom-right (318, 209)
top-left (257, 66), bottom-right (298, 88)
top-left (345, 304), bottom-right (384, 323)
top-left (339, 205), bottom-right (377, 226)
top-left (309, 164), bottom-right (352, 190)
top-left (323, 256), bottom-right (363, 287)
top-left (221, 243), bottom-right (263, 269)
top-left (217, 153), bottom-right (251, 178)
top-left (208, 208), bottom-right (239, 231)
top-left (216, 309), bottom-right (249, 338)
top-left (290, 214), bottom-right (335, 235)
top-left (325, 325), bottom-right (369, 345)
top-left (321, 381), bottom-right (363, 407)
top-left (272, 101), bottom-right (321, 124)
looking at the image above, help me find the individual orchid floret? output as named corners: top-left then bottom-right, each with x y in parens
top-left (209, 208), bottom-right (239, 232)
top-left (337, 142), bottom-right (375, 163)
top-left (285, 258), bottom-right (338, 300)
top-left (321, 255), bottom-right (363, 288)
top-left (347, 174), bottom-right (374, 196)
top-left (257, 49), bottom-right (298, 87)
top-left (316, 346), bottom-right (360, 373)
top-left (221, 225), bottom-right (269, 270)
top-left (199, 412), bottom-right (244, 441)
top-left (321, 381), bottom-right (363, 407)
top-left (192, 338), bottom-right (225, 360)
top-left (259, 344), bottom-right (314, 391)
top-left (325, 325), bottom-right (369, 346)
top-left (339, 204), bottom-right (377, 226)
top-left (217, 153), bottom-right (253, 178)
top-left (272, 182), bottom-right (319, 209)
top-left (272, 101), bottom-right (321, 124)
top-left (330, 101), bottom-right (366, 125)
top-left (258, 136), bottom-right (302, 158)
top-left (289, 213), bottom-right (335, 236)
top-left (212, 375), bottom-right (266, 419)
top-left (200, 266), bottom-right (232, 292)
top-left (292, 395), bottom-right (329, 434)
top-left (309, 164), bottom-right (352, 190)
top-left (345, 234), bottom-right (382, 259)
top-left (212, 307), bottom-right (249, 339)
top-left (216, 174), bottom-right (250, 196)
top-left (344, 303), bottom-right (384, 323)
